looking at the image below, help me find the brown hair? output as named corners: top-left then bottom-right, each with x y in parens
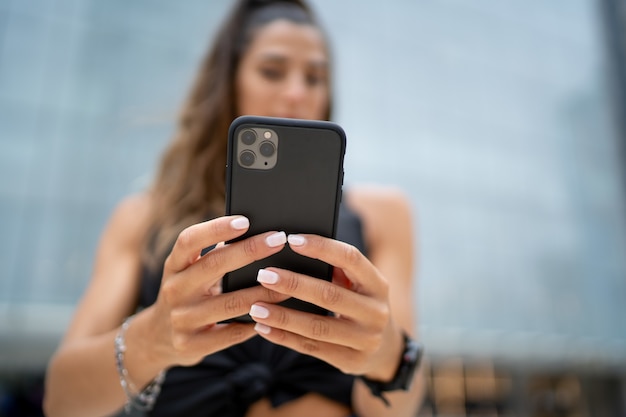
top-left (144, 0), bottom-right (332, 268)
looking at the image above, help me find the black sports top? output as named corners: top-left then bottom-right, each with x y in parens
top-left (138, 203), bottom-right (368, 417)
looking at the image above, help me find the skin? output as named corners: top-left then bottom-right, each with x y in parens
top-left (44, 20), bottom-right (423, 417)
top-left (236, 19), bottom-right (330, 120)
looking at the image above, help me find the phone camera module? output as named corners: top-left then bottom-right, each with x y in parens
top-left (236, 127), bottom-right (277, 169)
top-left (241, 129), bottom-right (257, 145)
top-left (259, 141), bottom-right (276, 157)
top-left (239, 150), bottom-right (256, 167)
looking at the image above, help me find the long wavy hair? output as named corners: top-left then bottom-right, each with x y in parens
top-left (144, 0), bottom-right (332, 268)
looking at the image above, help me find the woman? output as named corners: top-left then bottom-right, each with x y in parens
top-left (43, 1), bottom-right (424, 416)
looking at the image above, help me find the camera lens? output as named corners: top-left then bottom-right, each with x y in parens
top-left (241, 129), bottom-right (257, 145)
top-left (239, 150), bottom-right (256, 167)
top-left (259, 141), bottom-right (276, 157)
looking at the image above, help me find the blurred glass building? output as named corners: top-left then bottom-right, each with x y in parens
top-left (1, 0), bottom-right (625, 415)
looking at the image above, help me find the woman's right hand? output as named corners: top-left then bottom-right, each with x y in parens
top-left (146, 215), bottom-right (289, 368)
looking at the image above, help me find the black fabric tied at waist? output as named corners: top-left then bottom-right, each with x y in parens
top-left (147, 336), bottom-right (354, 417)
top-left (226, 362), bottom-right (272, 407)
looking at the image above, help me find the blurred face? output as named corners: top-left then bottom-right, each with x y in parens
top-left (236, 19), bottom-right (330, 120)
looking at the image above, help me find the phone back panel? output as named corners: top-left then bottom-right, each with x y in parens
top-left (223, 116), bottom-right (346, 319)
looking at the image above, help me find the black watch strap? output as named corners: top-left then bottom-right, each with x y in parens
top-left (358, 332), bottom-right (423, 406)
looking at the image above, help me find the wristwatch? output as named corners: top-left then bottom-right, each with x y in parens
top-left (358, 332), bottom-right (423, 406)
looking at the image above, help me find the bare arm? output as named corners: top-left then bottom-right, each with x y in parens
top-left (44, 195), bottom-right (291, 417)
top-left (44, 195), bottom-right (160, 417)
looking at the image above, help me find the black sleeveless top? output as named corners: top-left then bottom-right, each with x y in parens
top-left (138, 204), bottom-right (368, 417)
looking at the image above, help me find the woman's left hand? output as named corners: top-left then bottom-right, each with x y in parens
top-left (248, 233), bottom-right (404, 381)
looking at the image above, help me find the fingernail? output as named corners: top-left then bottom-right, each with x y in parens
top-left (254, 323), bottom-right (271, 335)
top-left (265, 231), bottom-right (286, 247)
top-left (287, 234), bottom-right (306, 246)
top-left (249, 304), bottom-right (270, 319)
top-left (257, 269), bottom-right (279, 284)
top-left (230, 217), bottom-right (249, 230)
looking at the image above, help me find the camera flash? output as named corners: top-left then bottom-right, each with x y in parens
top-left (264, 131), bottom-right (272, 139)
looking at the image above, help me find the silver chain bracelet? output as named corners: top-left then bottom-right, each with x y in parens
top-left (114, 315), bottom-right (166, 413)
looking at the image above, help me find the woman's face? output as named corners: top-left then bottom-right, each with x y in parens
top-left (236, 19), bottom-right (329, 120)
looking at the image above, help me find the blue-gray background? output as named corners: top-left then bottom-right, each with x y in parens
top-left (1, 0), bottom-right (625, 371)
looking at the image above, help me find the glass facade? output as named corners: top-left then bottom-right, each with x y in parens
top-left (1, 0), bottom-right (625, 371)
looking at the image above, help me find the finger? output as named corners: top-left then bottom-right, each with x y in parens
top-left (168, 231), bottom-right (287, 300)
top-left (173, 322), bottom-right (257, 363)
top-left (256, 268), bottom-right (387, 323)
top-left (287, 234), bottom-right (387, 297)
top-left (252, 323), bottom-right (367, 375)
top-left (165, 216), bottom-right (250, 274)
top-left (170, 285), bottom-right (290, 332)
top-left (248, 302), bottom-right (373, 350)
top-left (332, 267), bottom-right (352, 290)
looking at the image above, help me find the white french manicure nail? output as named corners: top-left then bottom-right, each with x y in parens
top-left (265, 231), bottom-right (286, 247)
top-left (249, 304), bottom-right (270, 319)
top-left (287, 234), bottom-right (306, 246)
top-left (257, 269), bottom-right (279, 284)
top-left (254, 323), bottom-right (271, 335)
top-left (230, 217), bottom-right (249, 230)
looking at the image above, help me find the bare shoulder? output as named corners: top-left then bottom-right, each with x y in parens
top-left (104, 192), bottom-right (153, 247)
top-left (110, 193), bottom-right (152, 229)
top-left (115, 192), bottom-right (152, 215)
top-left (346, 184), bottom-right (415, 243)
top-left (346, 184), bottom-right (412, 212)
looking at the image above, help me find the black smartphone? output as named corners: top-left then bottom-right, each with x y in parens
top-left (223, 115), bottom-right (347, 322)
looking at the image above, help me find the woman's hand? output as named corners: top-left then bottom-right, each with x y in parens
top-left (247, 233), bottom-right (405, 382)
top-left (146, 215), bottom-right (290, 368)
